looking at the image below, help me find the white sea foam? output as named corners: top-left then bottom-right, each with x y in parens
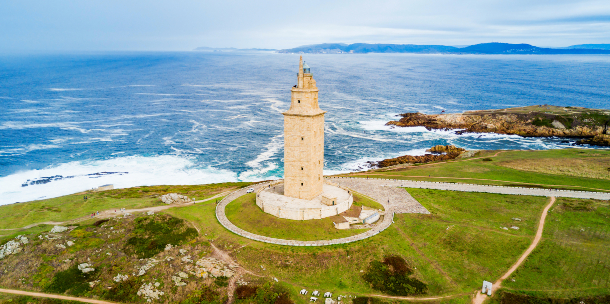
top-left (0, 155), bottom-right (237, 206)
top-left (239, 135), bottom-right (283, 181)
top-left (48, 88), bottom-right (83, 92)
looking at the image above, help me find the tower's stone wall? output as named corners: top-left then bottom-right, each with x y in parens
top-left (283, 57), bottom-right (325, 200)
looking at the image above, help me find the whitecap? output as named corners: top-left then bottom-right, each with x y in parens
top-left (0, 155), bottom-right (238, 206)
top-left (48, 88), bottom-right (83, 92)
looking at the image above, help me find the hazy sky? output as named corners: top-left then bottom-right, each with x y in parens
top-left (1, 0), bottom-right (609, 52)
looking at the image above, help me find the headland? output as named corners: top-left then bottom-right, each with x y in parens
top-left (387, 105), bottom-right (610, 146)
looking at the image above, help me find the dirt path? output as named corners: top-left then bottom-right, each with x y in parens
top-left (0, 288), bottom-right (117, 304)
top-left (209, 242), bottom-right (263, 304)
top-left (0, 191), bottom-right (231, 232)
top-left (473, 196), bottom-right (556, 304)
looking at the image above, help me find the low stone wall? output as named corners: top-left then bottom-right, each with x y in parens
top-left (215, 182), bottom-right (394, 246)
top-left (255, 181), bottom-right (353, 220)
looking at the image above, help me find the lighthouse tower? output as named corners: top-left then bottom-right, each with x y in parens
top-left (283, 57), bottom-right (326, 200)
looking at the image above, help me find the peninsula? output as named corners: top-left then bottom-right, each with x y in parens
top-left (387, 105), bottom-right (610, 146)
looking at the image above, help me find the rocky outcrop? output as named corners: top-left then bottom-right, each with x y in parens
top-left (160, 193), bottom-right (193, 205)
top-left (578, 134), bottom-right (610, 146)
top-left (374, 145), bottom-right (466, 168)
top-left (386, 106), bottom-right (610, 143)
top-left (426, 145), bottom-right (466, 154)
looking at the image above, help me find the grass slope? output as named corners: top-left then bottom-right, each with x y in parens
top-left (224, 193), bottom-right (369, 241)
top-left (501, 197), bottom-right (610, 298)
top-left (344, 149), bottom-right (610, 192)
top-left (168, 188), bottom-right (550, 302)
top-left (0, 182), bottom-right (249, 230)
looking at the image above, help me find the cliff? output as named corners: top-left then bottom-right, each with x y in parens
top-left (387, 105), bottom-right (610, 144)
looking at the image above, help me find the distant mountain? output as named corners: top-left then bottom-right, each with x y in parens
top-left (567, 44), bottom-right (610, 50)
top-left (278, 42), bottom-right (610, 54)
top-left (277, 43), bottom-right (458, 54)
top-left (193, 47), bottom-right (276, 52)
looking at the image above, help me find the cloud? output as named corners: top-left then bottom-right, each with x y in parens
top-left (0, 0), bottom-right (609, 52)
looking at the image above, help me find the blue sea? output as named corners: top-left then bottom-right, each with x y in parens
top-left (1, 52), bottom-right (610, 205)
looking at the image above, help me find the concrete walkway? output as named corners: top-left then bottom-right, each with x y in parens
top-left (215, 182), bottom-right (398, 246)
top-left (328, 177), bottom-right (610, 200)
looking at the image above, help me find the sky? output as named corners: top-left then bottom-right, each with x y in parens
top-left (1, 0), bottom-right (610, 52)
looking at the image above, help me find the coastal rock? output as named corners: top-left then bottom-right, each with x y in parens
top-left (578, 134), bottom-right (610, 146)
top-left (374, 145), bottom-right (466, 168)
top-left (160, 193), bottom-right (193, 205)
top-left (386, 105), bottom-right (610, 145)
top-left (426, 145), bottom-right (466, 154)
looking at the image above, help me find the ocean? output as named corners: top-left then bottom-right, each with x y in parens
top-left (1, 52), bottom-right (609, 205)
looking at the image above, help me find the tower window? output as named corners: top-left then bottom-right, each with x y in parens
top-left (301, 183), bottom-right (303, 186)
top-left (301, 167), bottom-right (303, 170)
top-left (298, 100), bottom-right (300, 103)
top-left (301, 137), bottom-right (304, 140)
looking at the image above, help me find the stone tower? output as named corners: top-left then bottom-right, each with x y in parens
top-left (283, 56), bottom-right (326, 200)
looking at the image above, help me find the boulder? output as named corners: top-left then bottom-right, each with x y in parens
top-left (160, 193), bottom-right (193, 205)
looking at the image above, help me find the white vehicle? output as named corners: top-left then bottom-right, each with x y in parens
top-left (246, 188), bottom-right (254, 193)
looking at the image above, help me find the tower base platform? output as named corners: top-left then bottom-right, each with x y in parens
top-left (256, 181), bottom-right (353, 220)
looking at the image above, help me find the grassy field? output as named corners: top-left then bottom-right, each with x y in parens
top-left (500, 197), bottom-right (610, 299)
top-left (342, 149), bottom-right (610, 192)
top-left (224, 193), bottom-right (369, 241)
top-left (3, 148), bottom-right (610, 303)
top-left (352, 192), bottom-right (385, 210)
top-left (0, 182), bottom-right (249, 230)
top-left (167, 188), bottom-right (551, 303)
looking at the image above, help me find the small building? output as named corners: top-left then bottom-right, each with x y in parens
top-left (321, 195), bottom-right (338, 206)
top-left (332, 216), bottom-right (350, 230)
top-left (482, 280), bottom-right (493, 296)
top-left (359, 206), bottom-right (380, 224)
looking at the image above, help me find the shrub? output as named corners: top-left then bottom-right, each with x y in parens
top-left (181, 285), bottom-right (226, 304)
top-left (214, 276), bottom-right (229, 287)
top-left (482, 158), bottom-right (493, 161)
top-left (103, 277), bottom-right (141, 303)
top-left (43, 264), bottom-right (97, 296)
top-left (236, 285), bottom-right (258, 299)
top-left (124, 214), bottom-right (198, 258)
top-left (532, 117), bottom-right (554, 128)
top-left (353, 297), bottom-right (388, 304)
top-left (362, 255), bottom-right (427, 296)
top-left (93, 219), bottom-right (109, 226)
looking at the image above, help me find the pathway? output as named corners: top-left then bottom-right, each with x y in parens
top-left (473, 196), bottom-right (557, 304)
top-left (328, 177), bottom-right (610, 200)
top-left (0, 288), bottom-right (117, 304)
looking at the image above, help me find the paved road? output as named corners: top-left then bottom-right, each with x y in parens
top-left (215, 182), bottom-right (397, 246)
top-left (328, 177), bottom-right (610, 200)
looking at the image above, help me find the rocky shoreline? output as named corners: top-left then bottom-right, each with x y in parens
top-left (373, 145), bottom-right (468, 168)
top-left (386, 105), bottom-right (610, 146)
